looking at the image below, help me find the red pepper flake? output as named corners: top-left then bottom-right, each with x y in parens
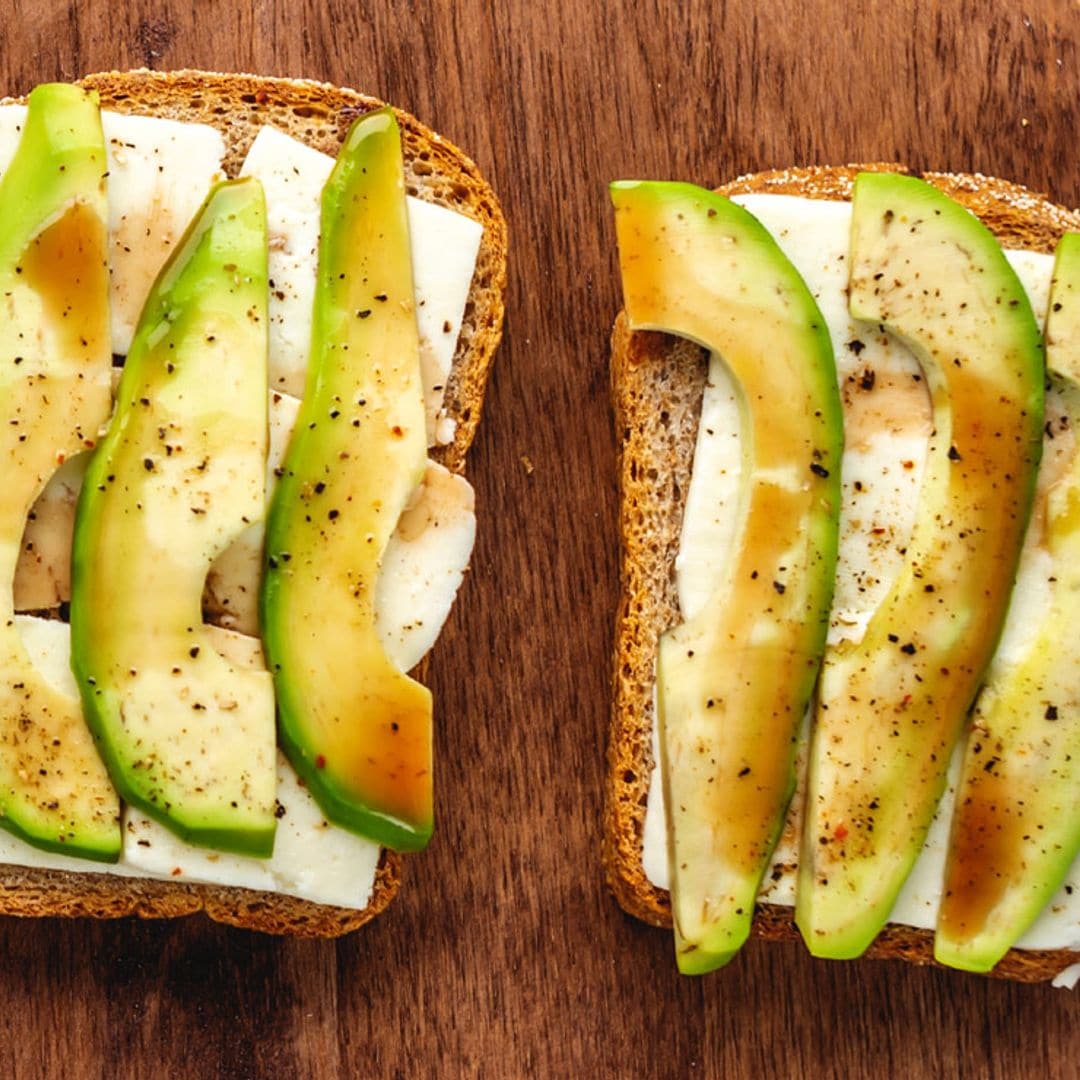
top-left (834, 824), bottom-right (848, 841)
top-left (315, 754), bottom-right (327, 769)
top-left (171, 867), bottom-right (183, 877)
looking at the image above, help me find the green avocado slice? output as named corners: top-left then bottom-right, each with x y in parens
top-left (934, 233), bottom-right (1080, 972)
top-left (71, 177), bottom-right (277, 857)
top-left (0, 83), bottom-right (120, 860)
top-left (611, 181), bottom-right (843, 973)
top-left (796, 173), bottom-right (1045, 959)
top-left (260, 108), bottom-right (432, 852)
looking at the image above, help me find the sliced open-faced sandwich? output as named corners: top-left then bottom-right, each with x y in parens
top-left (0, 70), bottom-right (506, 936)
top-left (606, 165), bottom-right (1079, 983)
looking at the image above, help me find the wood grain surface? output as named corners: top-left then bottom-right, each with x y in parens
top-left (0, 1), bottom-right (1077, 1076)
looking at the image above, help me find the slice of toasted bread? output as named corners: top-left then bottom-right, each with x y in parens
top-left (0, 69), bottom-right (506, 937)
top-left (605, 164), bottom-right (1080, 981)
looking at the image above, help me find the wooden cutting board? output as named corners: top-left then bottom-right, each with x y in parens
top-left (0, 1), bottom-right (1076, 1076)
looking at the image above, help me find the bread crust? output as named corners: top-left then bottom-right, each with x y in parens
top-left (0, 69), bottom-right (506, 937)
top-left (605, 163), bottom-right (1080, 981)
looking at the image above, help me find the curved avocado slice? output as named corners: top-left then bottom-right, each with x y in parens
top-left (71, 178), bottom-right (277, 857)
top-left (796, 173), bottom-right (1045, 959)
top-left (611, 181), bottom-right (843, 973)
top-left (0, 84), bottom-right (119, 860)
top-left (260, 108), bottom-right (432, 852)
top-left (934, 233), bottom-right (1080, 972)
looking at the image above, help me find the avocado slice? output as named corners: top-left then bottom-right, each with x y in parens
top-left (71, 177), bottom-right (277, 857)
top-left (260, 108), bottom-right (433, 852)
top-left (611, 181), bottom-right (843, 973)
top-left (0, 83), bottom-right (120, 860)
top-left (934, 233), bottom-right (1080, 972)
top-left (796, 173), bottom-right (1045, 959)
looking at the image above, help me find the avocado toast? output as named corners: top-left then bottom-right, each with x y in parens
top-left (0, 70), bottom-right (506, 936)
top-left (605, 164), bottom-right (1080, 982)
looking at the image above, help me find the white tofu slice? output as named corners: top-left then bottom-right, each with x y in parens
top-left (239, 124), bottom-right (483, 445)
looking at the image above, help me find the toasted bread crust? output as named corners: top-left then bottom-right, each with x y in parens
top-left (0, 69), bottom-right (506, 937)
top-left (605, 164), bottom-right (1080, 981)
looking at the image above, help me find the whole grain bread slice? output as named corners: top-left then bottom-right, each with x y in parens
top-left (605, 164), bottom-right (1080, 981)
top-left (0, 69), bottom-right (506, 937)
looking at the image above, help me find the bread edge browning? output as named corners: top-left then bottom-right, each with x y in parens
top-left (604, 162), bottom-right (1080, 982)
top-left (0, 69), bottom-right (507, 937)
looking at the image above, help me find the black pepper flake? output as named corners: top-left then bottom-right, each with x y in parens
top-left (772, 580), bottom-right (786, 595)
top-left (900, 642), bottom-right (916, 655)
top-left (846, 339), bottom-right (866, 356)
top-left (859, 368), bottom-right (876, 391)
top-left (374, 293), bottom-right (387, 302)
top-left (1045, 705), bottom-right (1059, 720)
top-left (314, 481), bottom-right (326, 494)
top-left (143, 458), bottom-right (154, 471)
top-left (888, 633), bottom-right (899, 643)
top-left (948, 445), bottom-right (962, 461)
top-left (810, 462), bottom-right (829, 478)
top-left (328, 509), bottom-right (340, 520)
top-left (189, 647), bottom-right (200, 659)
top-left (356, 309), bottom-right (372, 319)
top-left (738, 766), bottom-right (751, 777)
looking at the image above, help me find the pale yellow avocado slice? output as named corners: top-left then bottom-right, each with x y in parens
top-left (0, 84), bottom-right (119, 859)
top-left (261, 108), bottom-right (433, 852)
top-left (71, 178), bottom-right (277, 857)
top-left (934, 233), bottom-right (1080, 972)
top-left (797, 173), bottom-right (1044, 959)
top-left (611, 180), bottom-right (843, 973)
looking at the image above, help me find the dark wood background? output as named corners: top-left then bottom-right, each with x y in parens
top-left (0, 1), bottom-right (1076, 1076)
